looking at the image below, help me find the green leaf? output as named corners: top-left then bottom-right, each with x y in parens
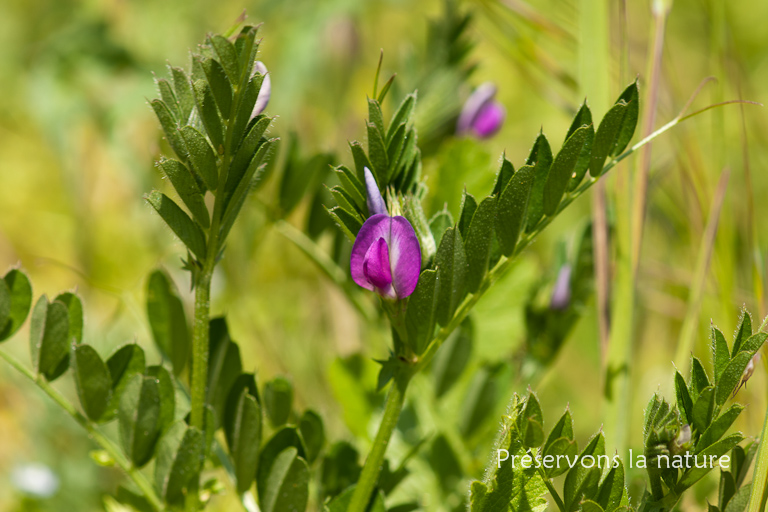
top-left (543, 125), bottom-right (592, 216)
top-left (517, 392), bottom-right (545, 449)
top-left (464, 196), bottom-right (497, 293)
top-left (145, 191), bottom-right (207, 261)
top-left (595, 459), bottom-right (625, 512)
top-left (716, 351), bottom-right (758, 407)
top-left (234, 25), bottom-right (259, 80)
top-left (588, 102), bottom-right (628, 178)
top-left (696, 404), bottom-right (743, 454)
top-left (257, 427), bottom-right (307, 500)
top-left (334, 166), bottom-right (367, 212)
top-left (613, 81), bottom-right (640, 156)
top-left (387, 93), bottom-right (416, 143)
top-left (368, 98), bottom-right (385, 137)
top-left (180, 126), bottom-right (218, 191)
top-left (428, 207), bottom-right (454, 250)
top-left (405, 269), bottom-right (440, 355)
top-left (264, 376), bottom-right (294, 428)
top-left (496, 165), bottom-right (535, 256)
top-left (230, 72), bottom-right (264, 148)
top-left (542, 437), bottom-right (578, 478)
top-left (736, 332), bottom-right (767, 355)
top-left (367, 122), bottom-right (389, 184)
top-left (54, 292), bottom-right (83, 345)
top-left (712, 326), bottom-right (730, 384)
top-left (470, 399), bottom-right (548, 512)
top-left (691, 356), bottom-right (711, 397)
top-left (146, 365), bottom-right (176, 435)
top-left (432, 316), bottom-right (473, 398)
top-left (435, 227), bottom-right (468, 326)
top-left (226, 388), bottom-right (262, 494)
top-left (350, 141), bottom-right (374, 182)
top-left (219, 139), bottom-right (277, 245)
top-left (210, 35), bottom-right (239, 83)
top-left (119, 375), bottom-right (162, 467)
top-left (104, 344), bottom-right (146, 421)
top-left (691, 386), bottom-right (716, 434)
top-left (731, 310), bottom-right (753, 356)
top-left (524, 132), bottom-right (553, 232)
top-left (457, 190), bottom-right (477, 238)
top-left (298, 410), bottom-right (325, 464)
top-left (154, 422), bottom-right (204, 505)
top-left (387, 123), bottom-right (407, 174)
top-left (0, 269), bottom-right (33, 341)
top-left (225, 373), bottom-right (260, 439)
top-left (459, 363), bottom-right (501, 437)
top-left (676, 433), bottom-right (743, 490)
top-left (327, 206), bottom-right (364, 242)
top-left (170, 67), bottom-right (194, 123)
top-left (259, 447), bottom-right (309, 512)
top-left (492, 156), bottom-right (515, 197)
top-left (278, 138), bottom-right (327, 215)
top-left (542, 410), bottom-right (577, 476)
top-left (202, 58), bottom-right (233, 120)
top-left (675, 371), bottom-right (694, 425)
top-left (72, 344), bottom-right (112, 421)
top-left (29, 296), bottom-right (70, 381)
top-left (192, 78), bottom-right (224, 150)
top-left (227, 116), bottom-right (272, 199)
top-left (723, 483), bottom-right (751, 512)
top-left (563, 433), bottom-right (605, 511)
top-left (146, 269), bottom-right (190, 376)
top-left (566, 102), bottom-right (595, 191)
top-left (320, 443), bottom-right (361, 501)
top-left (150, 99), bottom-right (189, 162)
top-left (158, 159), bottom-right (210, 228)
top-left (157, 78), bottom-right (181, 120)
top-left (206, 318), bottom-right (243, 427)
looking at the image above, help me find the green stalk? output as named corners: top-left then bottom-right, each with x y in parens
top-left (347, 370), bottom-right (412, 512)
top-left (748, 388), bottom-right (768, 512)
top-left (189, 272), bottom-right (212, 430)
top-left (0, 349), bottom-right (165, 512)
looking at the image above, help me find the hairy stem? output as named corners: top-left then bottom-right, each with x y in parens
top-left (347, 370), bottom-right (412, 512)
top-left (0, 349), bottom-right (165, 512)
top-left (190, 273), bottom-right (211, 430)
top-left (537, 466), bottom-right (566, 512)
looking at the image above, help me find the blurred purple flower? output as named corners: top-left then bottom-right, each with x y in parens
top-left (456, 82), bottom-right (506, 139)
top-left (251, 61), bottom-right (271, 118)
top-left (364, 167), bottom-right (387, 216)
top-left (351, 214), bottom-right (421, 299)
top-left (550, 264), bottom-right (572, 311)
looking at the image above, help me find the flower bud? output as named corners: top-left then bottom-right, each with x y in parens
top-left (364, 167), bottom-right (387, 216)
top-left (251, 61), bottom-right (271, 118)
top-left (456, 82), bottom-right (506, 139)
top-left (403, 195), bottom-right (436, 266)
top-left (549, 265), bottom-right (572, 311)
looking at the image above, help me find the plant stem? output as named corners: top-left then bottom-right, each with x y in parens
top-left (347, 370), bottom-right (412, 512)
top-left (0, 349), bottom-right (165, 512)
top-left (190, 272), bottom-right (211, 430)
top-left (537, 466), bottom-right (566, 512)
top-left (748, 402), bottom-right (768, 511)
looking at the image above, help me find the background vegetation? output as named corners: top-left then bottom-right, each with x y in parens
top-left (0, 0), bottom-right (766, 510)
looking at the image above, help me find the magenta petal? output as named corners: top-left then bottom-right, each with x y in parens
top-left (350, 214), bottom-right (422, 299)
top-left (389, 216), bottom-right (422, 298)
top-left (363, 238), bottom-right (393, 290)
top-left (472, 101), bottom-right (505, 138)
top-left (350, 214), bottom-right (391, 291)
top-left (456, 83), bottom-right (497, 135)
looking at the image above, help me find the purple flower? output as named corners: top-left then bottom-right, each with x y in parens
top-left (251, 61), bottom-right (271, 118)
top-left (364, 167), bottom-right (387, 216)
top-left (456, 82), bottom-right (506, 139)
top-left (350, 214), bottom-right (421, 299)
top-left (549, 264), bottom-right (572, 311)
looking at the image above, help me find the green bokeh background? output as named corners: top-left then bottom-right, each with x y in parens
top-left (0, 0), bottom-right (767, 510)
